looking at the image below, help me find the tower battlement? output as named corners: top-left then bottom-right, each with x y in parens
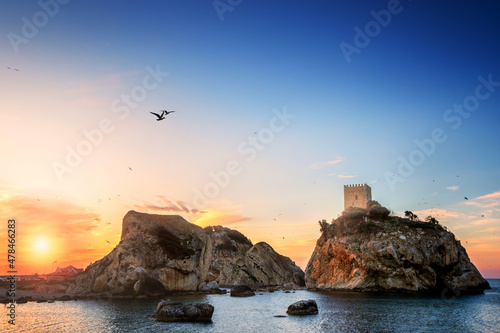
top-left (344, 184), bottom-right (372, 210)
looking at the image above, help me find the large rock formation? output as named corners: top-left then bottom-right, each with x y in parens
top-left (205, 226), bottom-right (305, 288)
top-left (306, 218), bottom-right (490, 294)
top-left (67, 211), bottom-right (304, 295)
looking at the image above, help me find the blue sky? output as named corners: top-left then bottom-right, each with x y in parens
top-left (1, 0), bottom-right (500, 276)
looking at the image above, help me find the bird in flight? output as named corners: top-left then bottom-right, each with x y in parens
top-left (150, 109), bottom-right (175, 121)
top-left (464, 197), bottom-right (469, 200)
top-left (159, 109), bottom-right (175, 115)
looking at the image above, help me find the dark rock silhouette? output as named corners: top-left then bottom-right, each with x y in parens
top-left (154, 301), bottom-right (214, 322)
top-left (286, 300), bottom-right (318, 315)
top-left (230, 285), bottom-right (255, 297)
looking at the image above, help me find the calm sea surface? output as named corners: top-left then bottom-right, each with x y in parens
top-left (2, 279), bottom-right (499, 333)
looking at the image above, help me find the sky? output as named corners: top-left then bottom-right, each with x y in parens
top-left (0, 0), bottom-right (499, 278)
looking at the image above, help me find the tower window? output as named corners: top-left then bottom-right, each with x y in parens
top-left (355, 195), bottom-right (358, 200)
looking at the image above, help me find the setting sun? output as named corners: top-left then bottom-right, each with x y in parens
top-left (35, 238), bottom-right (48, 253)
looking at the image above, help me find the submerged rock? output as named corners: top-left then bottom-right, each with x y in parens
top-left (286, 300), bottom-right (318, 315)
top-left (306, 218), bottom-right (490, 294)
top-left (230, 285), bottom-right (255, 297)
top-left (154, 301), bottom-right (214, 322)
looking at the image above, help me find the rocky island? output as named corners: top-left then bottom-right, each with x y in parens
top-left (66, 210), bottom-right (305, 296)
top-left (305, 203), bottom-right (491, 294)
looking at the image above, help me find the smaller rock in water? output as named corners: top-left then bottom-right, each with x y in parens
top-left (57, 295), bottom-right (72, 301)
top-left (286, 300), bottom-right (318, 315)
top-left (16, 297), bottom-right (28, 304)
top-left (154, 300), bottom-right (214, 322)
top-left (230, 285), bottom-right (255, 297)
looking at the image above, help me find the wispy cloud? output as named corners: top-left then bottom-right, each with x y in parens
top-left (191, 199), bottom-right (251, 227)
top-left (446, 186), bottom-right (460, 191)
top-left (475, 227), bottom-right (500, 233)
top-left (471, 218), bottom-right (500, 226)
top-left (310, 157), bottom-right (345, 169)
top-left (413, 208), bottom-right (474, 222)
top-left (134, 196), bottom-right (251, 228)
top-left (336, 174), bottom-right (357, 179)
top-left (133, 195), bottom-right (202, 214)
top-left (0, 193), bottom-right (100, 236)
top-left (193, 211), bottom-right (251, 227)
top-left (464, 191), bottom-right (500, 208)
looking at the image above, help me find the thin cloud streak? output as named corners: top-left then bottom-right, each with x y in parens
top-left (310, 157), bottom-right (345, 169)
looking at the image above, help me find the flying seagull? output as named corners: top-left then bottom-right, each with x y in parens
top-left (150, 111), bottom-right (166, 121)
top-left (150, 110), bottom-right (175, 121)
top-left (159, 109), bottom-right (176, 115)
top-left (464, 197), bottom-right (469, 200)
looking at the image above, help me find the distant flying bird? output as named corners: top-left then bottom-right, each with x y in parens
top-left (14, 69), bottom-right (19, 71)
top-left (159, 109), bottom-right (176, 115)
top-left (129, 167), bottom-right (132, 171)
top-left (151, 110), bottom-right (175, 121)
top-left (464, 197), bottom-right (469, 200)
top-left (150, 111), bottom-right (166, 121)
top-left (106, 240), bottom-right (110, 243)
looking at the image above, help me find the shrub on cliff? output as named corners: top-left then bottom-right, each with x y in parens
top-left (331, 207), bottom-right (367, 235)
top-left (366, 200), bottom-right (391, 220)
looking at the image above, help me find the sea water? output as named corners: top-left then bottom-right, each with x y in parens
top-left (1, 279), bottom-right (499, 332)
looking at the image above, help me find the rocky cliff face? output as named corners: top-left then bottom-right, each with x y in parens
top-left (205, 226), bottom-right (305, 288)
top-left (305, 219), bottom-right (490, 294)
top-left (67, 211), bottom-right (304, 295)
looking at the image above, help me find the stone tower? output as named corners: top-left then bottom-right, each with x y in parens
top-left (344, 184), bottom-right (372, 210)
